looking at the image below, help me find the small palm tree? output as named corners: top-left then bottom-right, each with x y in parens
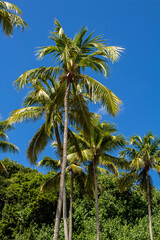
top-left (0, 1), bottom-right (27, 36)
top-left (72, 120), bottom-right (126, 240)
top-left (120, 132), bottom-right (160, 240)
top-left (14, 19), bottom-right (123, 240)
top-left (37, 148), bottom-right (86, 240)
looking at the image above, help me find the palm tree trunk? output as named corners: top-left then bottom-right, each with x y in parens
top-left (63, 186), bottom-right (68, 240)
top-left (146, 170), bottom-right (154, 240)
top-left (53, 81), bottom-right (71, 240)
top-left (93, 157), bottom-right (100, 240)
top-left (55, 124), bottom-right (68, 240)
top-left (69, 170), bottom-right (73, 240)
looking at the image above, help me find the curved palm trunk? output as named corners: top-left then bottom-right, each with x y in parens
top-left (55, 124), bottom-right (68, 240)
top-left (53, 81), bottom-right (71, 240)
top-left (146, 170), bottom-right (154, 240)
top-left (69, 170), bottom-right (73, 240)
top-left (93, 157), bottom-right (100, 240)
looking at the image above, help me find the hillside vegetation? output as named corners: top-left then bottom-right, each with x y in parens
top-left (1, 158), bottom-right (160, 240)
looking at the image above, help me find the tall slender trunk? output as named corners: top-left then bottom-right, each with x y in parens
top-left (146, 170), bottom-right (154, 240)
top-left (53, 81), bottom-right (71, 240)
top-left (63, 186), bottom-right (68, 240)
top-left (55, 124), bottom-right (68, 240)
top-left (69, 170), bottom-right (73, 240)
top-left (93, 156), bottom-right (100, 240)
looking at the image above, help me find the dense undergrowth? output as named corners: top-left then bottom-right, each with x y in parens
top-left (1, 158), bottom-right (160, 240)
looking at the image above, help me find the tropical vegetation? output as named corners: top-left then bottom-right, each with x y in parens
top-left (12, 19), bottom-right (123, 240)
top-left (1, 158), bottom-right (160, 240)
top-left (71, 120), bottom-right (126, 240)
top-left (0, 5), bottom-right (159, 239)
top-left (120, 132), bottom-right (160, 240)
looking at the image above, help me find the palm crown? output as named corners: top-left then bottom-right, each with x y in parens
top-left (8, 77), bottom-right (96, 164)
top-left (120, 132), bottom-right (160, 240)
top-left (14, 19), bottom-right (122, 116)
top-left (73, 120), bottom-right (126, 171)
top-left (120, 131), bottom-right (160, 186)
top-left (70, 119), bottom-right (126, 240)
top-left (0, 1), bottom-right (27, 36)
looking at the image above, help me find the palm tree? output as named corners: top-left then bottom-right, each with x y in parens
top-left (120, 132), bottom-right (160, 240)
top-left (8, 76), bottom-right (93, 240)
top-left (0, 1), bottom-right (27, 36)
top-left (8, 77), bottom-right (70, 240)
top-left (13, 19), bottom-right (123, 240)
top-left (0, 120), bottom-right (19, 174)
top-left (72, 120), bottom-right (126, 240)
top-left (37, 148), bottom-right (86, 240)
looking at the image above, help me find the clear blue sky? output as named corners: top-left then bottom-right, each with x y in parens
top-left (1, 0), bottom-right (160, 187)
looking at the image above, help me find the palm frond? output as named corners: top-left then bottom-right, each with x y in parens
top-left (103, 46), bottom-right (124, 63)
top-left (13, 67), bottom-right (62, 91)
top-left (66, 164), bottom-right (83, 174)
top-left (97, 166), bottom-right (109, 174)
top-left (99, 159), bottom-right (119, 176)
top-left (0, 131), bottom-right (8, 140)
top-left (100, 154), bottom-right (129, 171)
top-left (40, 173), bottom-right (60, 192)
top-left (8, 107), bottom-right (44, 124)
top-left (0, 141), bottom-right (19, 153)
top-left (118, 171), bottom-right (137, 193)
top-left (68, 91), bottom-right (91, 134)
top-left (27, 124), bottom-right (51, 165)
top-left (37, 157), bottom-right (60, 171)
top-left (73, 26), bottom-right (88, 47)
top-left (82, 75), bottom-right (121, 116)
top-left (0, 160), bottom-right (8, 175)
top-left (0, 2), bottom-right (22, 14)
top-left (36, 46), bottom-right (59, 60)
top-left (0, 1), bottom-right (28, 36)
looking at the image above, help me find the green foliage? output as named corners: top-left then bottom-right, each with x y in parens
top-left (0, 1), bottom-right (28, 36)
top-left (1, 158), bottom-right (160, 239)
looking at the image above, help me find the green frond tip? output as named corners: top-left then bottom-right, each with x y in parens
top-left (54, 18), bottom-right (64, 35)
top-left (104, 46), bottom-right (125, 63)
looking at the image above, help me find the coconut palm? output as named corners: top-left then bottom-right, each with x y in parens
top-left (13, 19), bottom-right (123, 240)
top-left (72, 120), bottom-right (126, 240)
top-left (120, 132), bottom-right (160, 240)
top-left (37, 147), bottom-right (86, 240)
top-left (7, 77), bottom-right (70, 239)
top-left (0, 120), bottom-right (19, 174)
top-left (0, 1), bottom-right (27, 36)
top-left (8, 76), bottom-right (93, 239)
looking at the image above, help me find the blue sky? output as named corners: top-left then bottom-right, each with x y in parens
top-left (1, 0), bottom-right (160, 187)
